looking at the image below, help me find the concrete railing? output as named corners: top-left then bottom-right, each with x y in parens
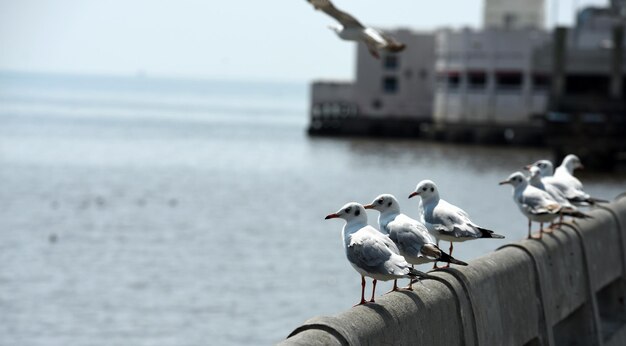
top-left (280, 194), bottom-right (626, 346)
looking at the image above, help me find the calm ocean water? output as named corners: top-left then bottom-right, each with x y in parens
top-left (1, 72), bottom-right (624, 346)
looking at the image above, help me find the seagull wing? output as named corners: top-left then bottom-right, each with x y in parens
top-left (308, 0), bottom-right (365, 28)
top-left (432, 200), bottom-right (482, 238)
top-left (387, 216), bottom-right (432, 260)
top-left (347, 227), bottom-right (407, 277)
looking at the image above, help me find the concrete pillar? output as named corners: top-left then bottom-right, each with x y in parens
top-left (551, 27), bottom-right (568, 99)
top-left (610, 25), bottom-right (624, 99)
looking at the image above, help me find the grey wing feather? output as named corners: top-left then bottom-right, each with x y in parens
top-left (308, 0), bottom-right (365, 28)
top-left (347, 234), bottom-right (398, 275)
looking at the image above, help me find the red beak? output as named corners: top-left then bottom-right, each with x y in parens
top-left (325, 213), bottom-right (339, 220)
top-left (363, 204), bottom-right (374, 209)
top-left (498, 180), bottom-right (510, 185)
top-left (578, 164), bottom-right (585, 170)
top-left (523, 164), bottom-right (532, 170)
top-left (408, 191), bottom-right (419, 199)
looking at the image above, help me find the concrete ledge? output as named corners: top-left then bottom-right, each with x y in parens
top-left (280, 197), bottom-right (626, 346)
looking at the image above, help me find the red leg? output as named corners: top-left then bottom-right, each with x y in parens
top-left (354, 275), bottom-right (367, 306)
top-left (386, 279), bottom-right (399, 294)
top-left (369, 279), bottom-right (377, 302)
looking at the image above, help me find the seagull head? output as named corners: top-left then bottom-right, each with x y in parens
top-left (325, 202), bottom-right (367, 223)
top-left (528, 166), bottom-right (542, 184)
top-left (525, 159), bottom-right (554, 177)
top-left (409, 180), bottom-right (438, 201)
top-left (499, 172), bottom-right (527, 188)
top-left (562, 154), bottom-right (583, 172)
top-left (364, 194), bottom-right (400, 214)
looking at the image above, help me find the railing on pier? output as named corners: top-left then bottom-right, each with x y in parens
top-left (279, 194), bottom-right (626, 346)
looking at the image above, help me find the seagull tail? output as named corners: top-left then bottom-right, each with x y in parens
top-left (561, 208), bottom-right (593, 219)
top-left (477, 227), bottom-right (505, 239)
top-left (407, 267), bottom-right (432, 280)
top-left (588, 197), bottom-right (609, 205)
top-left (386, 42), bottom-right (406, 52)
top-left (437, 252), bottom-right (468, 266)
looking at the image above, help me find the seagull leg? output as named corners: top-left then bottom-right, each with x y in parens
top-left (527, 219), bottom-right (532, 239)
top-left (386, 279), bottom-right (399, 294)
top-left (369, 279), bottom-right (377, 303)
top-left (402, 265), bottom-right (415, 291)
top-left (442, 243), bottom-right (453, 268)
top-left (354, 275), bottom-right (367, 306)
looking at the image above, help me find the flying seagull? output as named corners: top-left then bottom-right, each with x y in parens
top-left (306, 0), bottom-right (406, 58)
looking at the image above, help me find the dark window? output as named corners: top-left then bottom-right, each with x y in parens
top-left (566, 74), bottom-right (610, 96)
top-left (448, 73), bottom-right (461, 89)
top-left (383, 76), bottom-right (398, 93)
top-left (468, 72), bottom-right (487, 89)
top-left (496, 72), bottom-right (522, 90)
top-left (384, 55), bottom-right (399, 70)
top-left (533, 74), bottom-right (551, 89)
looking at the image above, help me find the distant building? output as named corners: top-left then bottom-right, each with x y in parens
top-left (483, 0), bottom-right (545, 30)
top-left (309, 30), bottom-right (436, 135)
top-left (433, 28), bottom-right (551, 138)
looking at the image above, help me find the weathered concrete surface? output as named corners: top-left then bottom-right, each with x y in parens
top-left (280, 195), bottom-right (626, 346)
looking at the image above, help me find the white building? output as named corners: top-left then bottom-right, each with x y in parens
top-left (483, 0), bottom-right (545, 30)
top-left (434, 29), bottom-right (551, 127)
top-left (310, 29), bottom-right (436, 126)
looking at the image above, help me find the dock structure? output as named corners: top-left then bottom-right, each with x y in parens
top-left (280, 194), bottom-right (626, 346)
top-left (307, 1), bottom-right (626, 168)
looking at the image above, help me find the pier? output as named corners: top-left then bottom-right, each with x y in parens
top-left (280, 194), bottom-right (626, 345)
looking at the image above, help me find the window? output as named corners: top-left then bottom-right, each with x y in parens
top-left (384, 55), bottom-right (399, 70)
top-left (566, 75), bottom-right (610, 96)
top-left (532, 74), bottom-right (551, 90)
top-left (468, 72), bottom-right (487, 89)
top-left (448, 72), bottom-right (461, 89)
top-left (372, 99), bottom-right (383, 109)
top-left (496, 72), bottom-right (522, 90)
top-left (383, 77), bottom-right (398, 93)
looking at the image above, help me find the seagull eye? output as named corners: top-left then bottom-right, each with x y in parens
top-left (422, 187), bottom-right (427, 191)
top-left (430, 187), bottom-right (434, 192)
top-left (345, 207), bottom-right (351, 213)
top-left (355, 209), bottom-right (360, 216)
top-left (378, 199), bottom-right (383, 204)
top-left (387, 201), bottom-right (392, 207)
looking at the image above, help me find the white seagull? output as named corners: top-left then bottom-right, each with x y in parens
top-left (527, 157), bottom-right (607, 206)
top-left (306, 0), bottom-right (406, 58)
top-left (325, 202), bottom-right (428, 305)
top-left (409, 180), bottom-right (504, 267)
top-left (499, 172), bottom-right (590, 239)
top-left (364, 194), bottom-right (468, 277)
top-left (527, 166), bottom-right (579, 225)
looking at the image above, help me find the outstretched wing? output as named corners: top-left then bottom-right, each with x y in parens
top-left (307, 0), bottom-right (364, 28)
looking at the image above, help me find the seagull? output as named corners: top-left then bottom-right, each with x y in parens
top-left (325, 202), bottom-right (429, 305)
top-left (527, 165), bottom-right (577, 225)
top-left (364, 194), bottom-right (468, 271)
top-left (499, 172), bottom-right (591, 239)
top-left (306, 0), bottom-right (406, 58)
top-left (408, 180), bottom-right (504, 267)
top-left (527, 158), bottom-right (607, 207)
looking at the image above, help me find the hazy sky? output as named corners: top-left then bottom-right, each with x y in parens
top-left (0, 0), bottom-right (609, 82)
